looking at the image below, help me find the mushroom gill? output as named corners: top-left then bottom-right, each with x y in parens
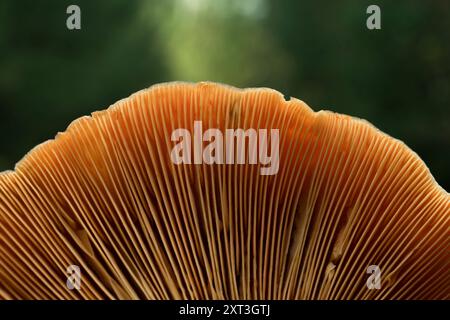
top-left (0, 82), bottom-right (448, 300)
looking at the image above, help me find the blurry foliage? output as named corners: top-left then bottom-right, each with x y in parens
top-left (0, 0), bottom-right (449, 190)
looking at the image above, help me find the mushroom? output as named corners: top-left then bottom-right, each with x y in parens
top-left (0, 82), bottom-right (448, 299)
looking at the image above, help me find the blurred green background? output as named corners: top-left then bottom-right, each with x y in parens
top-left (0, 0), bottom-right (449, 190)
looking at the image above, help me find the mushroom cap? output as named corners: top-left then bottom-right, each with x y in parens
top-left (0, 82), bottom-right (448, 299)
